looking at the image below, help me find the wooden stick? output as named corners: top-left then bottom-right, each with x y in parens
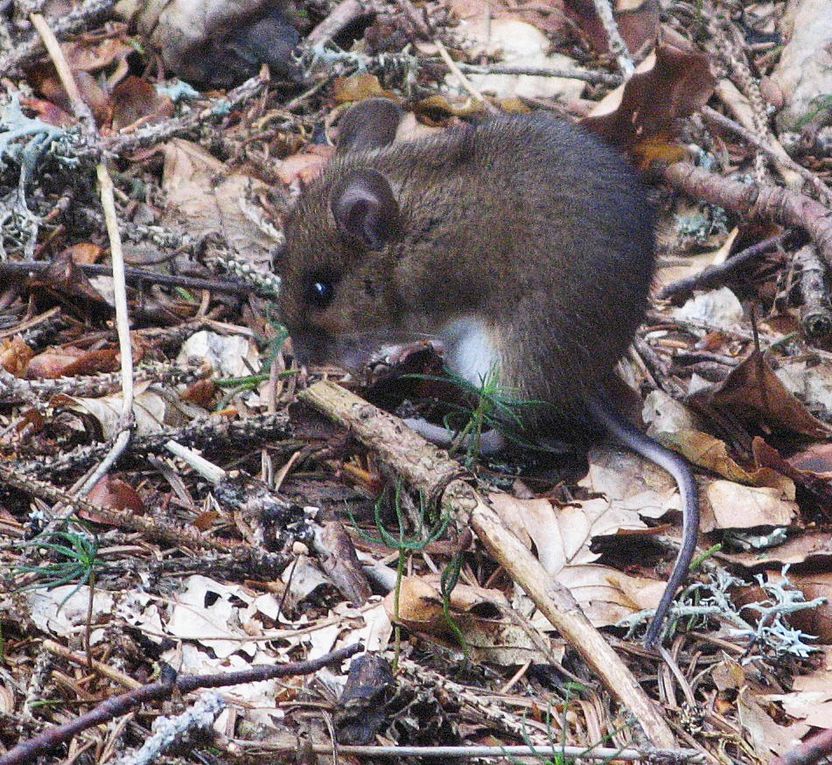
top-left (298, 380), bottom-right (677, 748)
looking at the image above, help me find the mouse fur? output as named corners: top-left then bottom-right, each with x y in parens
top-left (278, 109), bottom-right (656, 430)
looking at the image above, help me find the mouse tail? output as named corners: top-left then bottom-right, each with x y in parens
top-left (585, 394), bottom-right (700, 649)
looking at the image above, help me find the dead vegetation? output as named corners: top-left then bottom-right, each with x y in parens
top-left (1, 0), bottom-right (832, 763)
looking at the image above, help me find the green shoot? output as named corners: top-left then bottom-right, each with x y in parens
top-left (347, 481), bottom-right (465, 665)
top-left (405, 364), bottom-right (548, 465)
top-left (15, 529), bottom-right (102, 606)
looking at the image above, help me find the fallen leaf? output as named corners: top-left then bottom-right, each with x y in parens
top-left (489, 492), bottom-right (649, 576)
top-left (705, 481), bottom-right (797, 531)
top-left (333, 74), bottom-right (392, 103)
top-left (111, 76), bottom-right (174, 131)
top-left (0, 337), bottom-right (33, 376)
top-left (660, 429), bottom-right (794, 496)
top-left (84, 475), bottom-right (146, 523)
top-left (690, 350), bottom-right (832, 439)
top-left (564, 0), bottom-right (659, 60)
top-left (161, 139), bottom-right (275, 266)
top-left (738, 686), bottom-right (809, 757)
top-left (383, 575), bottom-right (560, 664)
top-left (27, 347), bottom-right (120, 379)
top-left (582, 38), bottom-right (715, 152)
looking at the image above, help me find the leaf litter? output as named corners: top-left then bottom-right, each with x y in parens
top-left (1, 0), bottom-right (832, 762)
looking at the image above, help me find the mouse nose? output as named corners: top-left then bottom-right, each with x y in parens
top-left (287, 327), bottom-right (328, 367)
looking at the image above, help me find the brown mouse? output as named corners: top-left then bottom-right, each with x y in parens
top-left (276, 98), bottom-right (699, 648)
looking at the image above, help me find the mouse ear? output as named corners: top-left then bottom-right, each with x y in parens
top-left (336, 98), bottom-right (403, 154)
top-left (330, 168), bottom-right (400, 250)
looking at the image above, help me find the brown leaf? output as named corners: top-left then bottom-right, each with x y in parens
top-left (719, 531), bottom-right (832, 569)
top-left (111, 76), bottom-right (174, 131)
top-left (27, 347), bottom-right (119, 379)
top-left (332, 75), bottom-right (393, 104)
top-left (581, 39), bottom-right (715, 152)
top-left (774, 571), bottom-right (832, 644)
top-left (564, 0), bottom-right (659, 60)
top-left (0, 337), bottom-right (33, 376)
top-left (63, 242), bottom-right (104, 265)
top-left (754, 438), bottom-right (832, 508)
top-left (690, 350), bottom-right (832, 439)
top-left (62, 35), bottom-right (133, 73)
top-left (661, 429), bottom-right (794, 496)
top-left (18, 96), bottom-right (75, 127)
top-left (704, 480), bottom-right (797, 531)
top-left (29, 250), bottom-right (107, 305)
top-left (738, 686), bottom-right (807, 757)
top-left (161, 139), bottom-right (274, 265)
top-left (85, 476), bottom-right (146, 523)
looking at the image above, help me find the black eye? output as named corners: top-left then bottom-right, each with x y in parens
top-left (307, 280), bottom-right (335, 308)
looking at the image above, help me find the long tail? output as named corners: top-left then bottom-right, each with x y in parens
top-left (586, 394), bottom-right (700, 649)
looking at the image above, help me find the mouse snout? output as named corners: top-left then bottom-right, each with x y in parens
top-left (286, 327), bottom-right (331, 367)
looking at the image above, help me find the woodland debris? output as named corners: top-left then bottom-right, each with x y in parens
top-left (298, 380), bottom-right (677, 748)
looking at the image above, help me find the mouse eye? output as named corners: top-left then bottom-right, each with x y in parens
top-left (306, 279), bottom-right (335, 308)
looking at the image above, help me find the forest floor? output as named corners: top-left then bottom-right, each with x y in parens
top-left (1, 0), bottom-right (832, 762)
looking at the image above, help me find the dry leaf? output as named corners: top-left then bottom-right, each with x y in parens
top-left (0, 337), bottom-right (33, 376)
top-left (582, 39), bottom-right (715, 152)
top-left (738, 686), bottom-right (808, 757)
top-left (690, 350), bottom-right (832, 439)
top-left (705, 481), bottom-right (797, 531)
top-left (161, 139), bottom-right (274, 266)
top-left (111, 76), bottom-right (175, 131)
top-left (661, 429), bottom-right (794, 497)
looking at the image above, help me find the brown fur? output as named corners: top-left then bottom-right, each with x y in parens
top-left (277, 109), bottom-right (656, 431)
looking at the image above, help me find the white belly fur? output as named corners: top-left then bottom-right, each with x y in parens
top-left (440, 317), bottom-right (500, 388)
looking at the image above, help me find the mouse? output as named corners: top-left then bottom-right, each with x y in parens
top-left (276, 97), bottom-right (700, 648)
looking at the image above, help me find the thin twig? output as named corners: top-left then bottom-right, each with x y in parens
top-left (288, 743), bottom-right (707, 762)
top-left (658, 232), bottom-right (787, 299)
top-left (0, 260), bottom-right (252, 296)
top-left (662, 162), bottom-right (832, 269)
top-left (591, 0), bottom-right (634, 77)
top-left (0, 0), bottom-right (113, 76)
top-left (28, 12), bottom-right (96, 133)
top-left (435, 39), bottom-right (500, 115)
top-left (28, 13), bottom-right (135, 501)
top-left (0, 644), bottom-right (362, 765)
top-left (456, 61), bottom-right (621, 86)
top-left (702, 106), bottom-right (832, 207)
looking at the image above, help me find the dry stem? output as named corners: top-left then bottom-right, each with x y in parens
top-left (298, 380), bottom-right (678, 749)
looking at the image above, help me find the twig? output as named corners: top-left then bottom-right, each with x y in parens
top-left (0, 461), bottom-right (239, 552)
top-left (298, 381), bottom-right (677, 748)
top-left (394, 0), bottom-right (431, 38)
top-left (0, 0), bottom-right (113, 76)
top-left (702, 106), bottom-right (832, 207)
top-left (0, 260), bottom-right (252, 296)
top-left (306, 0), bottom-right (369, 45)
top-left (0, 644), bottom-right (362, 765)
top-left (16, 412), bottom-right (294, 480)
top-left (28, 13), bottom-right (96, 134)
top-left (662, 162), bottom-right (832, 269)
top-left (795, 244), bottom-right (832, 341)
top-left (456, 61), bottom-right (621, 86)
top-left (658, 232), bottom-right (787, 299)
top-left (591, 0), bottom-right (634, 77)
top-left (114, 693), bottom-right (225, 765)
top-left (28, 13), bottom-right (134, 501)
top-left (435, 39), bottom-right (499, 115)
top-left (104, 72), bottom-right (270, 156)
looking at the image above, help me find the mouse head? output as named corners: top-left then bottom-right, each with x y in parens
top-left (277, 163), bottom-right (405, 370)
top-left (277, 98), bottom-right (408, 370)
